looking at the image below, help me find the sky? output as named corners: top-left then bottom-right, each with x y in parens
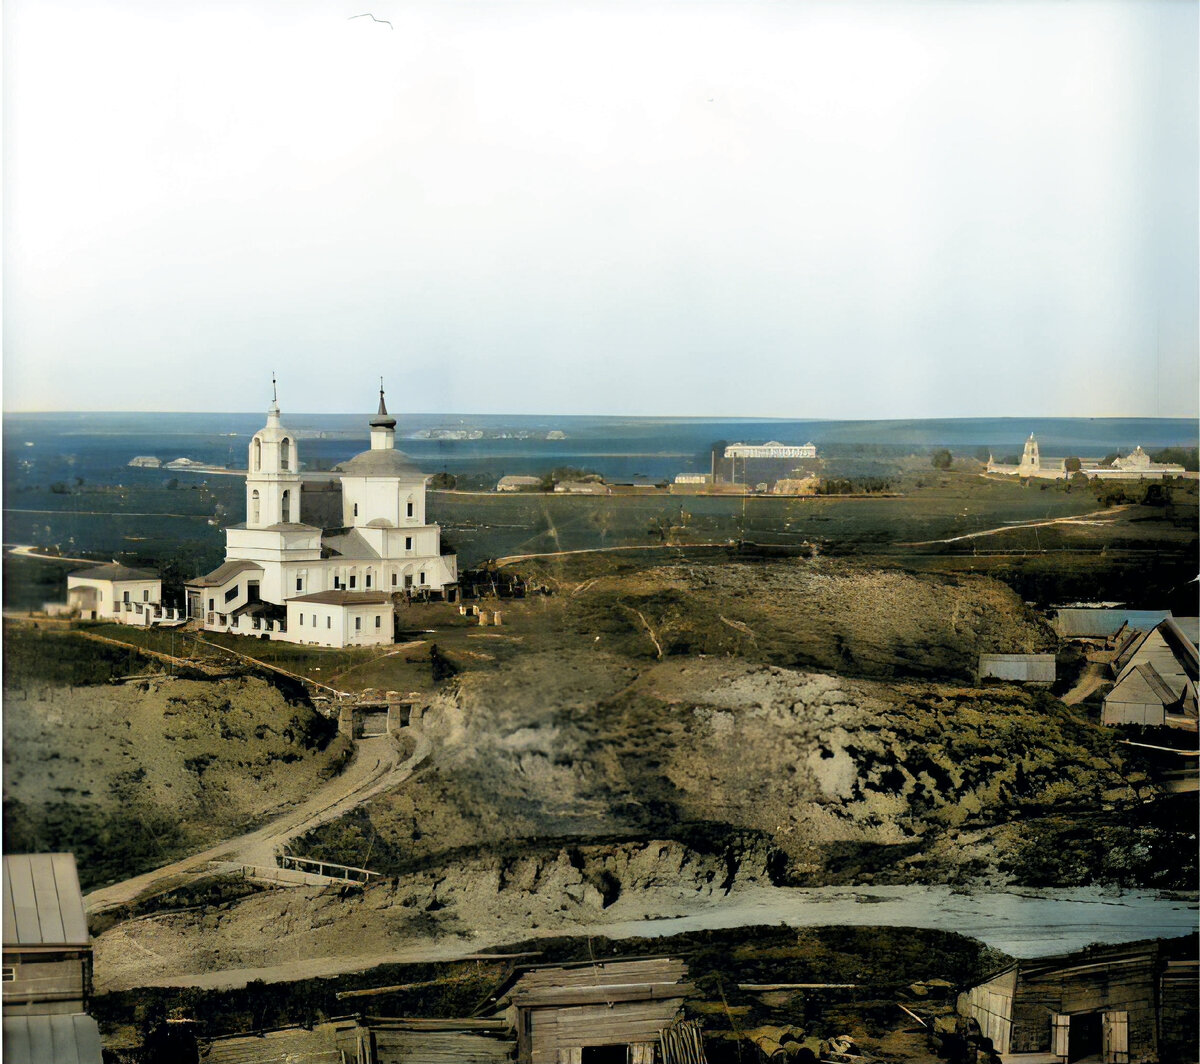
top-left (3, 0), bottom-right (1197, 419)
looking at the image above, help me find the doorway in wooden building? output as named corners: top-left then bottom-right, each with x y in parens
top-left (582, 1046), bottom-right (629, 1064)
top-left (1069, 1011), bottom-right (1103, 1062)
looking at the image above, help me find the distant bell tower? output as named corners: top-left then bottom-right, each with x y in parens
top-left (370, 380), bottom-right (397, 451)
top-left (1021, 434), bottom-right (1040, 472)
top-left (245, 376), bottom-right (302, 527)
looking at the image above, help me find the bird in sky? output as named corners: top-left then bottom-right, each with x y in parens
top-left (349, 12), bottom-right (393, 29)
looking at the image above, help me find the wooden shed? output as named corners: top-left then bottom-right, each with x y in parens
top-left (2, 854), bottom-right (93, 1015)
top-left (1103, 619), bottom-right (1199, 728)
top-left (958, 942), bottom-right (1163, 1064)
top-left (499, 957), bottom-right (694, 1064)
top-left (978, 654), bottom-right (1056, 684)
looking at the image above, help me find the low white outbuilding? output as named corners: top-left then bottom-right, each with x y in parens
top-left (65, 563), bottom-right (162, 622)
top-left (283, 591), bottom-right (394, 648)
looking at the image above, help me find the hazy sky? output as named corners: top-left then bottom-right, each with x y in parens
top-left (4, 0), bottom-right (1197, 418)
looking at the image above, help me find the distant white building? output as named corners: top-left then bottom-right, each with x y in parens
top-left (725, 441), bottom-right (818, 459)
top-left (186, 386), bottom-right (458, 647)
top-left (496, 475), bottom-right (543, 492)
top-left (673, 473), bottom-right (713, 485)
top-left (127, 455), bottom-right (161, 468)
top-left (987, 435), bottom-right (1187, 481)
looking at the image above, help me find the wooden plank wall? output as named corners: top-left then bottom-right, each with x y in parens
top-left (529, 1000), bottom-right (683, 1064)
top-left (1011, 955), bottom-right (1159, 1060)
top-left (372, 1029), bottom-right (514, 1063)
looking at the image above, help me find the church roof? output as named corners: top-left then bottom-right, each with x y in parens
top-left (69, 562), bottom-right (158, 582)
top-left (322, 528), bottom-right (381, 559)
top-left (336, 448), bottom-right (424, 477)
top-left (370, 387), bottom-right (397, 430)
top-left (187, 559), bottom-right (264, 587)
top-left (290, 590), bottom-right (391, 607)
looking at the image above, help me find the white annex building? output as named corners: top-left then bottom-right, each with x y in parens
top-left (186, 387), bottom-right (457, 647)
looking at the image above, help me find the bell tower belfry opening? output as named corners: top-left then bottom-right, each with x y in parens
top-left (246, 375), bottom-right (303, 528)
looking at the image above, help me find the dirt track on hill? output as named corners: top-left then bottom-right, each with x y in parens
top-left (85, 730), bottom-right (427, 914)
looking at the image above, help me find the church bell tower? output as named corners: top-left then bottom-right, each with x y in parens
top-left (245, 377), bottom-right (302, 528)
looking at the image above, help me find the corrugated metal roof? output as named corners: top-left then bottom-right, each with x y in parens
top-left (1, 1013), bottom-right (103, 1064)
top-left (1053, 609), bottom-right (1172, 638)
top-left (2, 854), bottom-right (89, 947)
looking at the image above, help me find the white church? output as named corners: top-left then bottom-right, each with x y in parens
top-left (185, 386), bottom-right (458, 647)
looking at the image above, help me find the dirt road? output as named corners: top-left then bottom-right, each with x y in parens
top-left (85, 730), bottom-right (430, 914)
top-left (902, 505), bottom-right (1131, 546)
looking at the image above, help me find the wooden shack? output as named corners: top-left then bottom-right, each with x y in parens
top-left (2, 854), bottom-right (93, 1015)
top-left (500, 957), bottom-right (693, 1064)
top-left (200, 1016), bottom-right (514, 1063)
top-left (958, 942), bottom-right (1163, 1063)
top-left (978, 654), bottom-right (1056, 684)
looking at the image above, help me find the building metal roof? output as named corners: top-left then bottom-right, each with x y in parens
top-left (2, 854), bottom-right (89, 948)
top-left (336, 449), bottom-right (424, 478)
top-left (289, 590), bottom-right (392, 607)
top-left (1053, 608), bottom-right (1172, 639)
top-left (322, 528), bottom-right (381, 560)
top-left (2, 1014), bottom-right (104, 1064)
top-left (186, 559), bottom-right (264, 588)
top-left (1115, 622), bottom-right (1199, 698)
top-left (67, 562), bottom-right (158, 583)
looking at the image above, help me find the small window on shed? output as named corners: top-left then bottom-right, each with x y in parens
top-left (3, 967), bottom-right (15, 982)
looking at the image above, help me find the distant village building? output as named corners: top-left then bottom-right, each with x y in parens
top-left (554, 480), bottom-right (609, 494)
top-left (126, 455), bottom-right (161, 468)
top-left (986, 436), bottom-right (1186, 481)
top-left (3, 853), bottom-right (104, 1064)
top-left (185, 386), bottom-right (457, 647)
top-left (773, 476), bottom-right (821, 495)
top-left (65, 563), bottom-right (182, 627)
top-left (497, 475), bottom-right (543, 492)
top-left (725, 441), bottom-right (818, 459)
top-left (1103, 618), bottom-right (1198, 728)
top-left (958, 939), bottom-right (1196, 1064)
top-left (673, 473), bottom-right (713, 485)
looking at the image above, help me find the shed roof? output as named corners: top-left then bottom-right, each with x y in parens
top-left (187, 559), bottom-right (264, 588)
top-left (2, 1014), bottom-right (104, 1064)
top-left (1053, 608), bottom-right (1172, 639)
top-left (3, 854), bottom-right (89, 947)
top-left (502, 957), bottom-right (692, 1008)
top-left (67, 562), bottom-right (158, 582)
top-left (289, 590), bottom-right (392, 606)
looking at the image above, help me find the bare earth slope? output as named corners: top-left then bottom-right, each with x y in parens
top-left (3, 671), bottom-right (351, 890)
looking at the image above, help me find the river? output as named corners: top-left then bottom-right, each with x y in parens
top-left (600, 884), bottom-right (1198, 958)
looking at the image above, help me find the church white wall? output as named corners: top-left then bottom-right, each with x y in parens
top-left (282, 602), bottom-right (393, 648)
top-left (341, 477), bottom-right (427, 528)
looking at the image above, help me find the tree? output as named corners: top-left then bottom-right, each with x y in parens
top-left (930, 449), bottom-right (953, 470)
top-left (428, 472), bottom-right (457, 490)
top-left (1064, 457), bottom-right (1082, 473)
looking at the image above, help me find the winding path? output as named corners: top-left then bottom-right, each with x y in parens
top-left (901, 504), bottom-right (1132, 546)
top-left (85, 729), bottom-right (430, 915)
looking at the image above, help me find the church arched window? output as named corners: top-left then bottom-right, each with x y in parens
top-left (252, 438), bottom-right (261, 471)
top-left (281, 489), bottom-right (291, 523)
top-left (281, 438), bottom-right (291, 471)
top-left (251, 489), bottom-right (260, 524)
